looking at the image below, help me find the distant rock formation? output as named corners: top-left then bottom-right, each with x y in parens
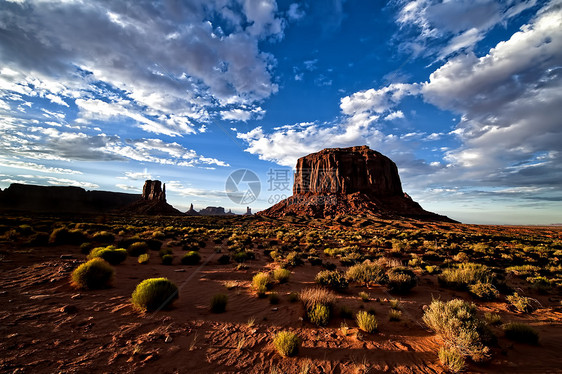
top-left (142, 180), bottom-right (166, 201)
top-left (185, 203), bottom-right (200, 216)
top-left (244, 207), bottom-right (252, 216)
top-left (122, 180), bottom-right (183, 216)
top-left (199, 206), bottom-right (226, 216)
top-left (0, 183), bottom-right (139, 214)
top-left (259, 146), bottom-right (456, 222)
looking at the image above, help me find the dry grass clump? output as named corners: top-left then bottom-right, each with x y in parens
top-left (503, 322), bottom-right (539, 344)
top-left (469, 281), bottom-right (499, 300)
top-left (272, 268), bottom-right (291, 283)
top-left (308, 304), bottom-right (331, 326)
top-left (389, 309), bottom-right (402, 321)
top-left (387, 267), bottom-right (417, 293)
top-left (438, 346), bottom-right (465, 373)
top-left (346, 262), bottom-right (386, 287)
top-left (299, 287), bottom-right (337, 311)
top-left (181, 251), bottom-right (201, 265)
top-left (71, 258), bottom-right (114, 290)
top-left (273, 331), bottom-right (300, 357)
top-left (423, 299), bottom-right (491, 365)
top-left (210, 294), bottom-right (228, 313)
top-left (252, 272), bottom-right (271, 296)
top-left (438, 263), bottom-right (493, 290)
top-left (138, 253), bottom-right (150, 264)
top-left (88, 246), bottom-right (127, 265)
top-left (355, 310), bottom-right (378, 333)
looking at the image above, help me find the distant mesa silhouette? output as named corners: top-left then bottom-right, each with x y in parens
top-left (199, 206), bottom-right (236, 216)
top-left (185, 203), bottom-right (200, 216)
top-left (122, 180), bottom-right (183, 216)
top-left (259, 145), bottom-right (456, 222)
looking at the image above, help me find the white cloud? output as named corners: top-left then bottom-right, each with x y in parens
top-left (340, 83), bottom-right (419, 115)
top-left (288, 3), bottom-right (305, 21)
top-left (220, 107), bottom-right (265, 122)
top-left (384, 110), bottom-right (405, 121)
top-left (0, 158), bottom-right (82, 175)
top-left (116, 184), bottom-right (141, 192)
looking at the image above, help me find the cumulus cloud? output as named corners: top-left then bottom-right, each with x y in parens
top-left (0, 0), bottom-right (285, 136)
top-left (340, 83), bottom-right (419, 115)
top-left (220, 106), bottom-right (266, 121)
top-left (394, 0), bottom-right (538, 59)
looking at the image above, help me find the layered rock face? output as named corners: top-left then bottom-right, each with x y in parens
top-left (260, 146), bottom-right (455, 222)
top-left (142, 180), bottom-right (166, 201)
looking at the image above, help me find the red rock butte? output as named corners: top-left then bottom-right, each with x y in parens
top-left (259, 145), bottom-right (456, 222)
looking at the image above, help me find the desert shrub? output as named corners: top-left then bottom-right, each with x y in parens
top-left (453, 252), bottom-right (469, 262)
top-left (181, 251), bottom-right (201, 265)
top-left (423, 299), bottom-right (490, 363)
top-left (308, 256), bottom-right (322, 266)
top-left (128, 241), bottom-right (149, 257)
top-left (138, 253), bottom-right (150, 264)
top-left (355, 310), bottom-right (378, 333)
top-left (158, 248), bottom-right (173, 257)
top-left (273, 268), bottom-right (291, 283)
top-left (358, 291), bottom-right (370, 302)
top-left (345, 262), bottom-right (386, 287)
top-left (92, 231), bottom-right (115, 244)
top-left (484, 312), bottom-right (502, 326)
top-left (252, 272), bottom-right (271, 296)
top-left (80, 242), bottom-right (93, 254)
top-left (161, 254), bottom-right (174, 265)
top-left (49, 227), bottom-right (88, 245)
top-left (315, 270), bottom-right (348, 291)
top-left (232, 250), bottom-right (254, 263)
top-left (386, 267), bottom-right (417, 293)
top-left (308, 303), bottom-right (331, 326)
top-left (71, 258), bottom-right (114, 290)
top-left (299, 287), bottom-right (337, 311)
top-left (390, 299), bottom-right (401, 310)
top-left (145, 238), bottom-right (163, 251)
top-left (389, 309), bottom-right (402, 321)
top-left (288, 292), bottom-right (299, 303)
top-left (273, 331), bottom-right (300, 357)
top-left (217, 254), bottom-right (231, 265)
top-left (438, 263), bottom-right (494, 290)
top-left (131, 278), bottom-right (178, 312)
top-left (526, 276), bottom-right (553, 294)
top-left (269, 292), bottom-right (280, 305)
top-left (438, 346), bottom-right (465, 373)
top-left (285, 251), bottom-right (303, 266)
top-left (323, 262), bottom-right (337, 271)
top-left (503, 323), bottom-right (539, 344)
top-left (506, 293), bottom-right (536, 313)
top-left (88, 246), bottom-right (127, 265)
top-left (210, 294), bottom-right (228, 313)
top-left (27, 232), bottom-right (49, 246)
top-left (469, 281), bottom-right (499, 300)
top-left (339, 305), bottom-right (353, 319)
top-left (505, 265), bottom-right (541, 277)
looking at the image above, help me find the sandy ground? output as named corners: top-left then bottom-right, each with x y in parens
top-left (1, 222), bottom-right (562, 373)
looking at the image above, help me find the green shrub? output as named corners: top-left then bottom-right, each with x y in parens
top-left (218, 254), bottom-right (231, 264)
top-left (181, 251), bottom-right (201, 265)
top-left (273, 331), bottom-right (300, 357)
top-left (131, 278), bottom-right (178, 312)
top-left (423, 299), bottom-right (490, 362)
top-left (308, 303), bottom-right (331, 326)
top-left (27, 232), bottom-right (49, 246)
top-left (387, 267), bottom-right (417, 293)
top-left (232, 250), bottom-right (254, 263)
top-left (92, 231), bottom-right (115, 244)
top-left (355, 310), bottom-right (377, 333)
top-left (138, 253), bottom-right (150, 264)
top-left (484, 312), bottom-right (502, 326)
top-left (503, 323), bottom-right (539, 344)
top-left (469, 281), bottom-right (499, 300)
top-left (438, 346), bottom-right (465, 373)
top-left (506, 293), bottom-right (536, 313)
top-left (210, 294), bottom-right (228, 313)
top-left (346, 262), bottom-right (386, 287)
top-left (252, 272), bottom-right (271, 296)
top-left (128, 241), bottom-right (149, 257)
top-left (88, 246), bottom-right (127, 265)
top-left (273, 268), bottom-right (291, 283)
top-left (80, 242), bottom-right (93, 254)
top-left (285, 251), bottom-right (303, 266)
top-left (71, 258), bottom-right (114, 290)
top-left (145, 238), bottom-right (163, 251)
top-left (315, 270), bottom-right (348, 291)
top-left (161, 254), bottom-right (174, 265)
top-left (288, 292), bottom-right (299, 303)
top-left (438, 263), bottom-right (493, 290)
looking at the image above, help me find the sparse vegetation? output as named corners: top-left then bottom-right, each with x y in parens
top-left (386, 267), bottom-right (417, 293)
top-left (273, 268), bottom-right (291, 283)
top-left (506, 293), bottom-right (536, 313)
top-left (138, 253), bottom-right (150, 264)
top-left (252, 272), bottom-right (271, 296)
top-left (355, 310), bottom-right (378, 333)
top-left (131, 277), bottom-right (178, 312)
top-left (308, 303), bottom-right (331, 326)
top-left (438, 346), bottom-right (465, 373)
top-left (345, 262), bottom-right (386, 287)
top-left (315, 270), bottom-right (348, 291)
top-left (389, 309), bottom-right (402, 321)
top-left (88, 246), bottom-right (127, 265)
top-left (273, 331), bottom-right (300, 357)
top-left (181, 251), bottom-right (201, 265)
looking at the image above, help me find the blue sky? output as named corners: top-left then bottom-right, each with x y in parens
top-left (1, 0), bottom-right (561, 224)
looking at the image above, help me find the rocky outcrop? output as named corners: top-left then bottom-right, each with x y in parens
top-left (122, 180), bottom-right (183, 216)
top-left (185, 203), bottom-right (200, 216)
top-left (199, 206), bottom-right (226, 216)
top-left (142, 180), bottom-right (166, 201)
top-left (0, 183), bottom-right (140, 214)
top-left (259, 146), bottom-right (456, 222)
